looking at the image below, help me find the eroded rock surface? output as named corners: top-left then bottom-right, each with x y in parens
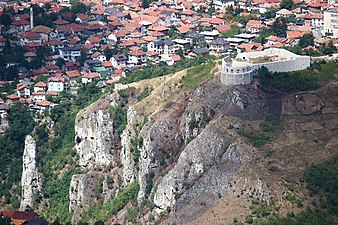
top-left (20, 135), bottom-right (40, 210)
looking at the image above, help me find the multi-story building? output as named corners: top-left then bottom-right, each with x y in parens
top-left (58, 46), bottom-right (81, 61)
top-left (324, 10), bottom-right (338, 37)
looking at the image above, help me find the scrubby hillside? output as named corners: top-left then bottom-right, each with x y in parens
top-left (10, 60), bottom-right (338, 225)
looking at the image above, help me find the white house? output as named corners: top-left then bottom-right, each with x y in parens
top-left (17, 84), bottom-right (31, 98)
top-left (58, 46), bottom-right (81, 61)
top-left (48, 76), bottom-right (68, 92)
top-left (32, 92), bottom-right (46, 103)
top-left (127, 50), bottom-right (147, 67)
top-left (91, 52), bottom-right (107, 62)
top-left (82, 72), bottom-right (101, 84)
top-left (33, 82), bottom-right (48, 92)
top-left (110, 54), bottom-right (128, 68)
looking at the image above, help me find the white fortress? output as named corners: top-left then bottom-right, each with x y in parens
top-left (220, 48), bottom-right (311, 85)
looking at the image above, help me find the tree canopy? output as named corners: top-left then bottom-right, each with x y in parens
top-left (299, 33), bottom-right (315, 48)
top-left (280, 0), bottom-right (294, 10)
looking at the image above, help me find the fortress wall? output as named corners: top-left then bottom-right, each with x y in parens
top-left (220, 52), bottom-right (311, 86)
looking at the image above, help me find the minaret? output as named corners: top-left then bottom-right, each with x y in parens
top-left (30, 6), bottom-right (34, 29)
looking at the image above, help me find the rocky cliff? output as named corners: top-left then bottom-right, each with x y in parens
top-left (20, 135), bottom-right (41, 210)
top-left (68, 66), bottom-right (338, 224)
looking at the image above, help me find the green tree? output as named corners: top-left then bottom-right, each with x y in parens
top-left (322, 40), bottom-right (336, 55)
top-left (0, 14), bottom-right (12, 27)
top-left (272, 18), bottom-right (287, 37)
top-left (104, 47), bottom-right (117, 60)
top-left (56, 58), bottom-right (65, 69)
top-left (0, 216), bottom-right (12, 225)
top-left (36, 75), bottom-right (48, 83)
top-left (176, 48), bottom-right (184, 58)
top-left (299, 33), bottom-right (314, 48)
top-left (70, 0), bottom-right (89, 14)
top-left (142, 0), bottom-right (149, 9)
top-left (280, 0), bottom-right (294, 10)
top-left (78, 50), bottom-right (88, 65)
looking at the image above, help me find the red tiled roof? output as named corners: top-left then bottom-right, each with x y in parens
top-left (34, 82), bottom-right (47, 87)
top-left (171, 55), bottom-right (181, 62)
top-left (47, 91), bottom-right (58, 96)
top-left (37, 100), bottom-right (53, 107)
top-left (52, 19), bottom-right (70, 25)
top-left (65, 70), bottom-right (81, 78)
top-left (6, 94), bottom-right (20, 100)
top-left (32, 91), bottom-right (46, 95)
top-left (12, 19), bottom-right (30, 26)
top-left (23, 32), bottom-right (41, 39)
top-left (129, 49), bottom-right (146, 56)
top-left (83, 72), bottom-right (100, 79)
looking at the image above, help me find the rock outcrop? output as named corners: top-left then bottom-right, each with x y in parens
top-left (153, 120), bottom-right (241, 212)
top-left (0, 115), bottom-right (9, 134)
top-left (75, 106), bottom-right (115, 168)
top-left (20, 135), bottom-right (40, 210)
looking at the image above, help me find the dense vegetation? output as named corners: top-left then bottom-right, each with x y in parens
top-left (0, 104), bottom-right (35, 209)
top-left (257, 61), bottom-right (338, 91)
top-left (250, 155), bottom-right (338, 225)
top-left (79, 181), bottom-right (140, 224)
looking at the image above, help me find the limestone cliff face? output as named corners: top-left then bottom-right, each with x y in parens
top-left (20, 135), bottom-right (40, 210)
top-left (0, 115), bottom-right (9, 134)
top-left (75, 94), bottom-right (117, 168)
top-left (69, 173), bottom-right (104, 223)
top-left (153, 121), bottom-right (241, 212)
top-left (68, 74), bottom-right (284, 224)
top-left (120, 107), bottom-right (138, 185)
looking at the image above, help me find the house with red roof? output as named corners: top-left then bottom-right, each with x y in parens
top-left (21, 32), bottom-right (42, 45)
top-left (34, 82), bottom-right (48, 92)
top-left (246, 20), bottom-right (264, 33)
top-left (91, 52), bottom-right (107, 62)
top-left (82, 72), bottom-right (101, 84)
top-left (17, 84), bottom-right (31, 98)
top-left (48, 75), bottom-right (69, 92)
top-left (31, 25), bottom-right (54, 42)
top-left (127, 49), bottom-right (147, 67)
top-left (31, 92), bottom-right (46, 103)
top-left (1, 210), bottom-right (38, 225)
top-left (304, 13), bottom-right (324, 28)
top-left (36, 100), bottom-right (57, 111)
top-left (11, 19), bottom-right (30, 33)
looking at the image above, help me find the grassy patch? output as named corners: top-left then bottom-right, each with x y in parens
top-left (180, 62), bottom-right (216, 92)
top-left (239, 130), bottom-right (271, 147)
top-left (260, 116), bottom-right (282, 133)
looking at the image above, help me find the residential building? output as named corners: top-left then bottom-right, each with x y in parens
top-left (33, 82), bottom-right (48, 92)
top-left (324, 10), bottom-right (338, 37)
top-left (48, 76), bottom-right (68, 92)
top-left (58, 46), bottom-right (81, 61)
top-left (209, 38), bottom-right (230, 54)
top-left (127, 50), bottom-right (147, 67)
top-left (17, 84), bottom-right (31, 98)
top-left (110, 54), bottom-right (128, 68)
top-left (82, 72), bottom-right (101, 84)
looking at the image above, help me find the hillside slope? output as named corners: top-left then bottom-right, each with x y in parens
top-left (18, 62), bottom-right (338, 224)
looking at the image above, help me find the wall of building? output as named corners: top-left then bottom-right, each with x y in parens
top-left (220, 48), bottom-right (310, 86)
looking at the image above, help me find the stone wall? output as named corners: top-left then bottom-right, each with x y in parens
top-left (220, 48), bottom-right (311, 86)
